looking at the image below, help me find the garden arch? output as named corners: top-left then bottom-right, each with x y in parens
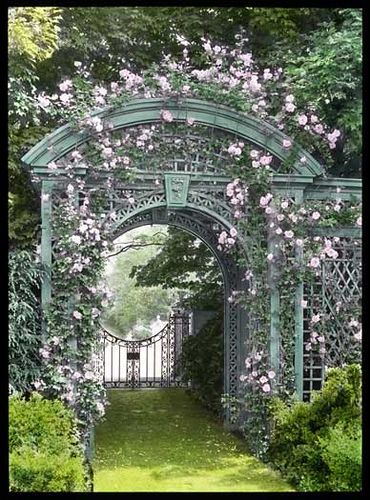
top-left (22, 97), bottom-right (362, 425)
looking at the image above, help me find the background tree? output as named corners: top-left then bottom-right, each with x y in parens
top-left (9, 7), bottom-right (62, 249)
top-left (102, 227), bottom-right (180, 339)
top-left (131, 226), bottom-right (223, 311)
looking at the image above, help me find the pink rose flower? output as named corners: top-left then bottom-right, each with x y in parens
top-left (161, 110), bottom-right (173, 122)
top-left (354, 331), bottom-right (362, 341)
top-left (311, 314), bottom-right (321, 324)
top-left (59, 80), bottom-right (72, 92)
top-left (260, 155), bottom-right (272, 166)
top-left (309, 257), bottom-right (320, 268)
top-left (285, 102), bottom-right (296, 113)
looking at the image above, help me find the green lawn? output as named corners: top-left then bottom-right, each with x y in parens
top-left (93, 388), bottom-right (294, 492)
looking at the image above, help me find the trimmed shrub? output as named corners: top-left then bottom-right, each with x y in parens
top-left (10, 449), bottom-right (86, 492)
top-left (9, 393), bottom-right (87, 492)
top-left (319, 422), bottom-right (362, 492)
top-left (268, 364), bottom-right (362, 491)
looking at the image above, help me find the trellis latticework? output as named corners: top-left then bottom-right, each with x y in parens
top-left (302, 238), bottom-right (362, 401)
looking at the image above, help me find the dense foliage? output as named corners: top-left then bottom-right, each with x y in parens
top-left (280, 9), bottom-right (362, 177)
top-left (268, 364), bottom-right (362, 491)
top-left (179, 314), bottom-right (223, 415)
top-left (9, 250), bottom-right (43, 394)
top-left (9, 393), bottom-right (87, 492)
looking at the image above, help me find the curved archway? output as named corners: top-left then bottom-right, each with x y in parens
top-left (22, 98), bottom-right (326, 425)
top-left (22, 97), bottom-right (323, 178)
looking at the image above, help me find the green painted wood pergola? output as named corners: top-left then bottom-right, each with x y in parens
top-left (22, 97), bottom-right (362, 417)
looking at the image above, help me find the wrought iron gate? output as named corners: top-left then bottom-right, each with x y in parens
top-left (102, 313), bottom-right (190, 388)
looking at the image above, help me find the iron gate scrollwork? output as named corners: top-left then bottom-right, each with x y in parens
top-left (102, 313), bottom-right (190, 388)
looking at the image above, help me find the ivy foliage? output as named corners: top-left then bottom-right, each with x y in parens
top-left (9, 250), bottom-right (43, 394)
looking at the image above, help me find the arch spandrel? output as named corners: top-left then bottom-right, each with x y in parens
top-left (22, 97), bottom-right (323, 178)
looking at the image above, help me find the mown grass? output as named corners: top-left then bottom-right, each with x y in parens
top-left (93, 388), bottom-right (294, 492)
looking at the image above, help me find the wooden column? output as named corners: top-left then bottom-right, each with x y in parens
top-left (294, 190), bottom-right (304, 399)
top-left (41, 180), bottom-right (53, 342)
top-left (267, 224), bottom-right (280, 379)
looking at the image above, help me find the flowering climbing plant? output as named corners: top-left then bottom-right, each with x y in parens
top-left (29, 33), bottom-right (361, 455)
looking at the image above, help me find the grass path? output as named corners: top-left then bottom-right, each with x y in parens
top-left (93, 388), bottom-right (294, 492)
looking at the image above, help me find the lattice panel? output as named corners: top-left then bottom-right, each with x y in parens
top-left (302, 238), bottom-right (362, 401)
top-left (302, 277), bottom-right (325, 401)
top-left (70, 121), bottom-right (284, 178)
top-left (322, 239), bottom-right (362, 366)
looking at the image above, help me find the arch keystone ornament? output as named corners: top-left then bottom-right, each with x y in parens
top-left (22, 97), bottom-right (362, 445)
top-left (164, 173), bottom-right (190, 207)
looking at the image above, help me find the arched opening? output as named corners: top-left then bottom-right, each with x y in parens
top-left (97, 203), bottom-right (248, 415)
top-left (99, 222), bottom-right (225, 413)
